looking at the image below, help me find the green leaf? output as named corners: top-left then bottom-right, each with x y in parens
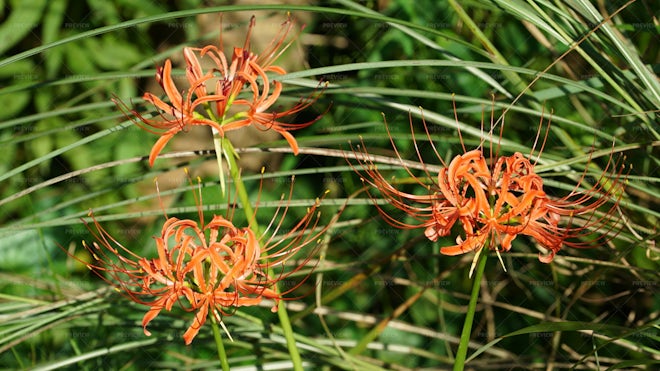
top-left (0, 0), bottom-right (48, 55)
top-left (91, 35), bottom-right (144, 70)
top-left (66, 41), bottom-right (99, 75)
top-left (87, 0), bottom-right (121, 24)
top-left (0, 60), bottom-right (35, 120)
top-left (0, 89), bottom-right (31, 121)
top-left (32, 119), bottom-right (56, 167)
top-left (0, 229), bottom-right (49, 271)
top-left (34, 88), bottom-right (54, 114)
top-left (41, 0), bottom-right (67, 78)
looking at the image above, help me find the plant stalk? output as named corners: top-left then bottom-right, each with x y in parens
top-left (211, 316), bottom-right (231, 371)
top-left (217, 134), bottom-right (304, 371)
top-left (453, 250), bottom-right (488, 370)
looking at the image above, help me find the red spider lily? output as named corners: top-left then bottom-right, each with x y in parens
top-left (73, 173), bottom-right (330, 344)
top-left (118, 14), bottom-right (323, 166)
top-left (221, 68), bottom-right (326, 155)
top-left (121, 58), bottom-right (226, 167)
top-left (193, 15), bottom-right (295, 107)
top-left (191, 15), bottom-right (323, 155)
top-left (352, 108), bottom-right (627, 273)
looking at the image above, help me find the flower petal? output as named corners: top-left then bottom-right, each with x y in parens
top-left (149, 133), bottom-right (176, 167)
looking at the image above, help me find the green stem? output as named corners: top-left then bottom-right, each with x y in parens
top-left (212, 132), bottom-right (229, 197)
top-left (219, 136), bottom-right (257, 227)
top-left (453, 250), bottom-right (488, 371)
top-left (216, 134), bottom-right (304, 371)
top-left (211, 316), bottom-right (231, 371)
top-left (276, 302), bottom-right (304, 371)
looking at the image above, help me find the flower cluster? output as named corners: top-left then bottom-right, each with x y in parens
top-left (80, 178), bottom-right (327, 344)
top-left (120, 15), bottom-right (324, 166)
top-left (352, 112), bottom-right (626, 273)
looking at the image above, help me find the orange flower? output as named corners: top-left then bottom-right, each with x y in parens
top-left (352, 110), bottom-right (627, 271)
top-left (192, 15), bottom-right (324, 155)
top-left (76, 174), bottom-right (329, 344)
top-left (194, 15), bottom-right (294, 106)
top-left (119, 14), bottom-right (323, 166)
top-left (221, 66), bottom-right (325, 155)
top-left (125, 58), bottom-right (226, 166)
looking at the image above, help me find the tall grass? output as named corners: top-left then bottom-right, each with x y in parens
top-left (1, 1), bottom-right (657, 369)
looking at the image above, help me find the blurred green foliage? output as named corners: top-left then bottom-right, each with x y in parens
top-left (0, 0), bottom-right (658, 369)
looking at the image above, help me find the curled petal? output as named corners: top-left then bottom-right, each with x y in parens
top-left (186, 296), bottom-right (210, 345)
top-left (538, 250), bottom-right (557, 264)
top-left (149, 133), bottom-right (175, 167)
top-left (440, 232), bottom-right (489, 256)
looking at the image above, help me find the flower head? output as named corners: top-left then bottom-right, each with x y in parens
top-left (352, 107), bottom-right (627, 274)
top-left (117, 58), bottom-right (226, 166)
top-left (76, 172), bottom-right (329, 344)
top-left (220, 67), bottom-right (326, 155)
top-left (117, 14), bottom-right (324, 166)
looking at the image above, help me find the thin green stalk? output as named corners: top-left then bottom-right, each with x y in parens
top-left (218, 136), bottom-right (256, 227)
top-left (453, 251), bottom-right (488, 371)
top-left (212, 133), bottom-right (228, 197)
top-left (211, 316), bottom-right (231, 371)
top-left (276, 302), bottom-right (304, 371)
top-left (217, 134), bottom-right (304, 371)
